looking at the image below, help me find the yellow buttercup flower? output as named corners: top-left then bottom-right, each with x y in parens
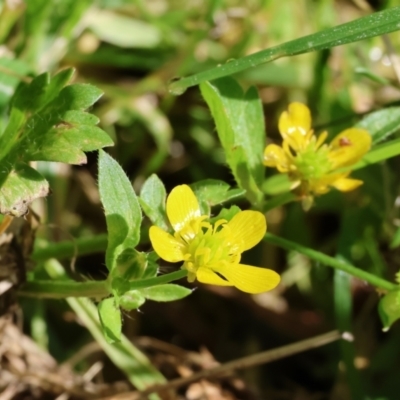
top-left (149, 185), bottom-right (280, 294)
top-left (264, 102), bottom-right (371, 208)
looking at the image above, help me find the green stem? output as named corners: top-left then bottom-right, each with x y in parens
top-left (263, 192), bottom-right (296, 213)
top-left (264, 233), bottom-right (398, 291)
top-left (32, 234), bottom-right (108, 262)
top-left (18, 270), bottom-right (188, 299)
top-left (18, 280), bottom-right (109, 299)
top-left (125, 269), bottom-right (188, 291)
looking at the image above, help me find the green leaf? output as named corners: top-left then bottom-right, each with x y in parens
top-left (14, 71), bottom-right (111, 165)
top-left (140, 284), bottom-right (192, 302)
top-left (170, 7), bottom-right (400, 94)
top-left (39, 68), bottom-right (76, 108)
top-left (356, 107), bottom-right (400, 145)
top-left (379, 290), bottom-right (400, 331)
top-left (0, 163), bottom-right (48, 216)
top-left (200, 77), bottom-right (264, 206)
top-left (0, 68), bottom-right (112, 211)
top-left (98, 297), bottom-right (122, 343)
top-left (139, 174), bottom-right (169, 230)
top-left (353, 138), bottom-right (400, 170)
top-left (98, 150), bottom-right (142, 271)
top-left (190, 179), bottom-right (245, 214)
top-left (12, 69), bottom-right (76, 112)
top-left (119, 290), bottom-right (146, 311)
top-left (28, 117), bottom-right (112, 164)
top-left (0, 107), bottom-right (26, 163)
top-left (13, 72), bottom-right (50, 111)
top-left (57, 83), bottom-right (103, 110)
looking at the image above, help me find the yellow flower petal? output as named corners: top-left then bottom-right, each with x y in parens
top-left (196, 267), bottom-right (233, 287)
top-left (263, 144), bottom-right (291, 172)
top-left (278, 102), bottom-right (312, 151)
top-left (330, 177), bottom-right (363, 192)
top-left (166, 184), bottom-right (201, 232)
top-left (308, 181), bottom-right (330, 194)
top-left (329, 128), bottom-right (371, 169)
top-left (226, 210), bottom-right (266, 251)
top-left (149, 226), bottom-right (185, 262)
top-left (216, 263), bottom-right (280, 294)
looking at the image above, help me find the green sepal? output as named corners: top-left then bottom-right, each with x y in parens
top-left (98, 297), bottom-right (122, 343)
top-left (139, 284), bottom-right (192, 302)
top-left (112, 249), bottom-right (147, 281)
top-left (118, 290), bottom-right (146, 311)
top-left (378, 290), bottom-right (400, 331)
top-left (141, 252), bottom-right (159, 279)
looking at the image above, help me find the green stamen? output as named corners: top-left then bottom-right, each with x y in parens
top-left (294, 143), bottom-right (332, 180)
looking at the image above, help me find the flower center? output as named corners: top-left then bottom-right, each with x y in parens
top-left (293, 141), bottom-right (332, 181)
top-left (176, 219), bottom-right (241, 279)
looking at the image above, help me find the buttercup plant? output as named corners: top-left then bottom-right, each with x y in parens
top-left (263, 102), bottom-right (372, 209)
top-left (149, 184), bottom-right (280, 294)
top-left (2, 4), bottom-right (400, 397)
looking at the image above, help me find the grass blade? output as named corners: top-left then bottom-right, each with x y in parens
top-left (169, 7), bottom-right (400, 94)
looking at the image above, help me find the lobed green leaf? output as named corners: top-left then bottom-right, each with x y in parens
top-left (0, 68), bottom-right (113, 214)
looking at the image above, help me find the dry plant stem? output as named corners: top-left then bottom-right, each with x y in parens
top-left (127, 330), bottom-right (341, 399)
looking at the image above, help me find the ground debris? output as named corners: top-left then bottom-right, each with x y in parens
top-left (0, 316), bottom-right (128, 399)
